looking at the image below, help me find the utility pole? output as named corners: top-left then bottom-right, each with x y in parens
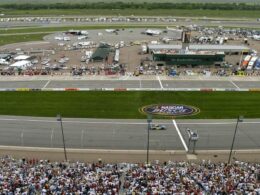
top-left (146, 114), bottom-right (152, 164)
top-left (57, 114), bottom-right (67, 162)
top-left (228, 116), bottom-right (243, 164)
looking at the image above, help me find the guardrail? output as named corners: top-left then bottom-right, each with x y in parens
top-left (0, 88), bottom-right (258, 91)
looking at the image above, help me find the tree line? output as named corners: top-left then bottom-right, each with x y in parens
top-left (0, 2), bottom-right (260, 10)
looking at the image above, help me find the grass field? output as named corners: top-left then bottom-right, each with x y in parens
top-left (0, 91), bottom-right (259, 119)
top-left (0, 0), bottom-right (260, 4)
top-left (2, 9), bottom-right (260, 18)
top-left (0, 33), bottom-right (48, 46)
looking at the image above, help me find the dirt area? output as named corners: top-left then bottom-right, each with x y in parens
top-left (120, 45), bottom-right (145, 72)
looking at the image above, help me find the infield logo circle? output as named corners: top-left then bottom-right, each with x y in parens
top-left (141, 104), bottom-right (200, 117)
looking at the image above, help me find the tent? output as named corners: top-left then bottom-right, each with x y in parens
top-left (14, 55), bottom-right (31, 61)
top-left (10, 60), bottom-right (32, 69)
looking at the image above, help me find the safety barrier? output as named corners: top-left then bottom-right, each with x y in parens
top-left (0, 88), bottom-right (257, 92)
top-left (65, 88), bottom-right (79, 91)
top-left (114, 88), bottom-right (127, 91)
top-left (200, 88), bottom-right (214, 92)
top-left (249, 88), bottom-right (260, 92)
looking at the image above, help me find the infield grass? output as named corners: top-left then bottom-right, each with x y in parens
top-left (0, 91), bottom-right (259, 119)
top-left (0, 33), bottom-right (48, 46)
top-left (1, 0), bottom-right (260, 4)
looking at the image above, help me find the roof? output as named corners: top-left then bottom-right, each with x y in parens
top-left (148, 44), bottom-right (182, 50)
top-left (91, 47), bottom-right (110, 61)
top-left (189, 45), bottom-right (250, 51)
top-left (10, 60), bottom-right (32, 67)
top-left (0, 54), bottom-right (11, 59)
top-left (148, 44), bottom-right (250, 52)
top-left (99, 43), bottom-right (111, 48)
top-left (14, 55), bottom-right (31, 61)
top-left (153, 50), bottom-right (224, 56)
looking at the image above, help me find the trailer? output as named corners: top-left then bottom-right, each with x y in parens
top-left (254, 58), bottom-right (260, 70)
top-left (114, 49), bottom-right (120, 62)
top-left (241, 55), bottom-right (252, 69)
top-left (247, 56), bottom-right (258, 70)
top-left (141, 45), bottom-right (147, 53)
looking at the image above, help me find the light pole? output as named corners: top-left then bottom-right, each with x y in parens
top-left (146, 114), bottom-right (152, 164)
top-left (57, 114), bottom-right (67, 162)
top-left (228, 115), bottom-right (243, 164)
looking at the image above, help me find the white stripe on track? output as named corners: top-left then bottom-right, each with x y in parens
top-left (42, 80), bottom-right (51, 89)
top-left (172, 120), bottom-right (188, 152)
top-left (229, 80), bottom-right (240, 89)
top-left (157, 75), bottom-right (163, 89)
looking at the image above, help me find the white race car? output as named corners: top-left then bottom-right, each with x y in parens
top-left (150, 124), bottom-right (166, 130)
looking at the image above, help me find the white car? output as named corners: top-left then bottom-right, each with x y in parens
top-left (150, 124), bottom-right (166, 130)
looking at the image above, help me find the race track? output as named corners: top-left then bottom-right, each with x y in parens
top-left (1, 78), bottom-right (260, 90)
top-left (0, 116), bottom-right (259, 151)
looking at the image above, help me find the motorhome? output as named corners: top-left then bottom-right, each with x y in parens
top-left (253, 35), bottom-right (260, 41)
top-left (247, 56), bottom-right (258, 70)
top-left (105, 29), bottom-right (116, 33)
top-left (0, 59), bottom-right (9, 65)
top-left (145, 29), bottom-right (162, 36)
top-left (63, 37), bottom-right (71, 41)
top-left (254, 58), bottom-right (260, 70)
top-left (241, 55), bottom-right (251, 69)
top-left (55, 36), bottom-right (63, 41)
top-left (78, 36), bottom-right (87, 40)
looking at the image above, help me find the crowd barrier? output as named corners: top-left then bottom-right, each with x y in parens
top-left (0, 88), bottom-right (258, 91)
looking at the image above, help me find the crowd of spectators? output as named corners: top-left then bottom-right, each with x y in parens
top-left (0, 155), bottom-right (260, 194)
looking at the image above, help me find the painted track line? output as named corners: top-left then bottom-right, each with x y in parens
top-left (157, 75), bottom-right (163, 89)
top-left (229, 80), bottom-right (240, 89)
top-left (172, 120), bottom-right (188, 152)
top-left (139, 78), bottom-right (142, 88)
top-left (123, 75), bottom-right (130, 80)
top-left (42, 80), bottom-right (51, 89)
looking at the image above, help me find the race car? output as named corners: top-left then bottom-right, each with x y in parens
top-left (150, 124), bottom-right (167, 130)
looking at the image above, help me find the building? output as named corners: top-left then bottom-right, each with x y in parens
top-left (189, 45), bottom-right (250, 55)
top-left (152, 50), bottom-right (225, 66)
top-left (147, 44), bottom-right (251, 55)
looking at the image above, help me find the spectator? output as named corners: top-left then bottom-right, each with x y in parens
top-left (0, 156), bottom-right (260, 194)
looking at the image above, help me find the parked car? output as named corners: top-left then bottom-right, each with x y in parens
top-left (150, 124), bottom-right (166, 130)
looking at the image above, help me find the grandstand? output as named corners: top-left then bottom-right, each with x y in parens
top-left (0, 155), bottom-right (259, 194)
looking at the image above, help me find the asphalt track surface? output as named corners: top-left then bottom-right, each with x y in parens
top-left (1, 79), bottom-right (260, 89)
top-left (0, 116), bottom-right (260, 151)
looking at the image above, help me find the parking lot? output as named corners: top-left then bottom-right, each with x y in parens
top-left (0, 27), bottom-right (259, 77)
